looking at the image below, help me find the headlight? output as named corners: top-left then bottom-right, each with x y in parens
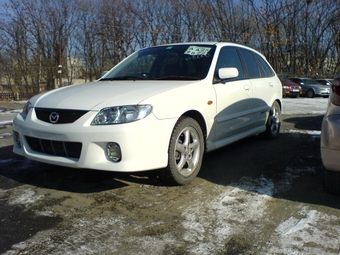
top-left (20, 101), bottom-right (33, 119)
top-left (91, 105), bottom-right (152, 125)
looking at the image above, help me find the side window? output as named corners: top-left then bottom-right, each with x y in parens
top-left (215, 47), bottom-right (244, 82)
top-left (239, 49), bottom-right (261, 78)
top-left (255, 54), bottom-right (275, 77)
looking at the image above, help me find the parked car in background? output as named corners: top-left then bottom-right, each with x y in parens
top-left (316, 79), bottom-right (333, 86)
top-left (321, 77), bottom-right (340, 194)
top-left (290, 77), bottom-right (330, 98)
top-left (12, 42), bottom-right (282, 185)
top-left (278, 74), bottom-right (302, 98)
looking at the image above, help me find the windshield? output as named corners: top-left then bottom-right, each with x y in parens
top-left (100, 45), bottom-right (216, 81)
top-left (278, 75), bottom-right (292, 82)
top-left (302, 78), bottom-right (319, 84)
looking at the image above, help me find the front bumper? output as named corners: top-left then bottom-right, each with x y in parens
top-left (321, 114), bottom-right (340, 172)
top-left (13, 110), bottom-right (176, 172)
top-left (316, 90), bottom-right (330, 97)
top-left (284, 91), bottom-right (301, 97)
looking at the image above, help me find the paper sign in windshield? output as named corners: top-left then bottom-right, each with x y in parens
top-left (185, 46), bottom-right (211, 56)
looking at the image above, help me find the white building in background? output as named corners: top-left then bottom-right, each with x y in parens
top-left (56, 57), bottom-right (85, 88)
top-left (67, 57), bottom-right (83, 79)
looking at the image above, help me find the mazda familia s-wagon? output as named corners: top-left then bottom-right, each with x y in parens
top-left (13, 42), bottom-right (282, 185)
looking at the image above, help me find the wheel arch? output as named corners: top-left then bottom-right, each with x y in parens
top-left (275, 99), bottom-right (282, 112)
top-left (181, 110), bottom-right (207, 139)
top-left (268, 98), bottom-right (282, 115)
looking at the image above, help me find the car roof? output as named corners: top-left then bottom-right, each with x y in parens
top-left (292, 77), bottom-right (317, 80)
top-left (148, 41), bottom-right (267, 58)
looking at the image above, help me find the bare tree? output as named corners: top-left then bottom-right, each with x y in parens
top-left (1, 0), bottom-right (340, 96)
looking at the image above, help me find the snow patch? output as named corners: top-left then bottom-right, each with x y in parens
top-left (9, 188), bottom-right (44, 205)
top-left (276, 210), bottom-right (317, 235)
top-left (0, 132), bottom-right (12, 139)
top-left (182, 176), bottom-right (274, 254)
top-left (287, 129), bottom-right (321, 137)
top-left (268, 208), bottom-right (340, 254)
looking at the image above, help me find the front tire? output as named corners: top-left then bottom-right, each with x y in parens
top-left (306, 89), bottom-right (314, 98)
top-left (161, 117), bottom-right (204, 185)
top-left (261, 101), bottom-right (281, 139)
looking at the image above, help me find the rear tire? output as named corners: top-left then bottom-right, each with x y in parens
top-left (160, 117), bottom-right (204, 185)
top-left (261, 101), bottom-right (281, 139)
top-left (323, 168), bottom-right (340, 195)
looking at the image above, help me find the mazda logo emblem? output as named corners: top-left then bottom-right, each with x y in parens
top-left (49, 112), bottom-right (60, 123)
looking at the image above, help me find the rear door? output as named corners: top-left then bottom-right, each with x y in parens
top-left (238, 49), bottom-right (278, 127)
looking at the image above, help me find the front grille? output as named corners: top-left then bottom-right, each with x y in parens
top-left (25, 136), bottom-right (82, 159)
top-left (35, 108), bottom-right (88, 124)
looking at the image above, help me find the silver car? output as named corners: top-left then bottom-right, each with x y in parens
top-left (290, 77), bottom-right (330, 98)
top-left (316, 79), bottom-right (334, 86)
top-left (321, 77), bottom-right (340, 194)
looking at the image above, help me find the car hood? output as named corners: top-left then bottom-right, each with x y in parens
top-left (281, 81), bottom-right (299, 87)
top-left (32, 80), bottom-right (199, 110)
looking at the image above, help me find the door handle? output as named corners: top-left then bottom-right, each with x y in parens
top-left (244, 85), bottom-right (250, 90)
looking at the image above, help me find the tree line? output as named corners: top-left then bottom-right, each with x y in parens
top-left (0, 0), bottom-right (339, 94)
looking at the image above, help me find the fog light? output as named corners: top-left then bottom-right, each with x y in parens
top-left (107, 142), bottom-right (121, 162)
top-left (13, 131), bottom-right (21, 148)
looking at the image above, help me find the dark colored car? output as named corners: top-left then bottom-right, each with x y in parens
top-left (278, 74), bottom-right (302, 98)
top-left (290, 77), bottom-right (330, 98)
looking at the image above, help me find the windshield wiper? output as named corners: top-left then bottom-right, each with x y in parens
top-left (100, 76), bottom-right (141, 81)
top-left (155, 76), bottom-right (200, 80)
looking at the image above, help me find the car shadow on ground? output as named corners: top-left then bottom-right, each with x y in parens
top-left (282, 114), bottom-right (324, 130)
top-left (199, 114), bottom-right (340, 209)
top-left (0, 146), bottom-right (127, 192)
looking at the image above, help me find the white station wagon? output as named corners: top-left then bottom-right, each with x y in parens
top-left (13, 42), bottom-right (282, 185)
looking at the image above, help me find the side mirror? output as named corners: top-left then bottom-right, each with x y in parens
top-left (218, 67), bottom-right (239, 80)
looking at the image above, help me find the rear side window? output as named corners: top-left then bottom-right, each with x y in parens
top-left (255, 54), bottom-right (275, 77)
top-left (214, 47), bottom-right (244, 82)
top-left (239, 49), bottom-right (261, 78)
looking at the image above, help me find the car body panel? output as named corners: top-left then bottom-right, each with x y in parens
top-left (212, 79), bottom-right (253, 141)
top-left (251, 76), bottom-right (281, 120)
top-left (34, 80), bottom-right (197, 111)
top-left (13, 110), bottom-right (175, 171)
top-left (321, 97), bottom-right (340, 172)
